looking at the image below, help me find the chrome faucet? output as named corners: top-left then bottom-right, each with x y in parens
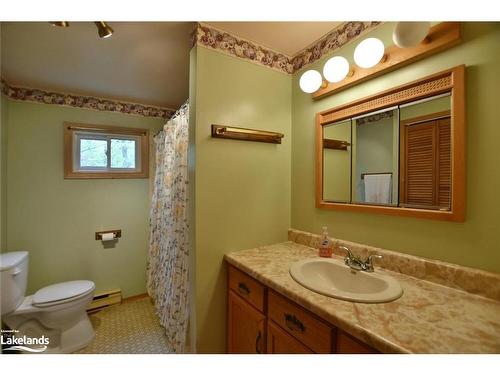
top-left (337, 245), bottom-right (383, 272)
top-left (337, 245), bottom-right (364, 271)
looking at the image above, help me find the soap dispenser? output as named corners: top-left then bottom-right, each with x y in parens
top-left (319, 226), bottom-right (332, 258)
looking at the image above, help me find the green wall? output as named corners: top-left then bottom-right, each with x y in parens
top-left (291, 22), bottom-right (500, 273)
top-left (0, 96), bottom-right (7, 250)
top-left (3, 99), bottom-right (164, 297)
top-left (187, 46), bottom-right (198, 352)
top-left (191, 46), bottom-right (292, 352)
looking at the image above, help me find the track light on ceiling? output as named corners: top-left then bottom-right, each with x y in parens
top-left (94, 22), bottom-right (114, 39)
top-left (49, 21), bottom-right (69, 27)
top-left (47, 21), bottom-right (114, 39)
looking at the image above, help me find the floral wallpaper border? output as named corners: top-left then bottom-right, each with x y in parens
top-left (291, 21), bottom-right (381, 73)
top-left (193, 23), bottom-right (294, 74)
top-left (193, 21), bottom-right (381, 75)
top-left (1, 79), bottom-right (176, 119)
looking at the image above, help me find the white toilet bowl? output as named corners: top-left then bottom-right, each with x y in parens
top-left (1, 252), bottom-right (96, 353)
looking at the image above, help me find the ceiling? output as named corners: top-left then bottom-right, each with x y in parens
top-left (1, 22), bottom-right (343, 108)
top-left (1, 22), bottom-right (194, 108)
top-left (205, 22), bottom-right (342, 56)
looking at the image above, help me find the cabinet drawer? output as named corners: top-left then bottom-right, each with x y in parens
top-left (268, 290), bottom-right (333, 353)
top-left (337, 331), bottom-right (378, 354)
top-left (228, 265), bottom-right (265, 312)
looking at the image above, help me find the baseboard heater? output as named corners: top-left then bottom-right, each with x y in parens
top-left (87, 288), bottom-right (122, 313)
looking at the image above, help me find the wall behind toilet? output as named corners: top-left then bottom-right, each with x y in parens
top-left (2, 99), bottom-right (164, 297)
top-left (1, 96), bottom-right (8, 251)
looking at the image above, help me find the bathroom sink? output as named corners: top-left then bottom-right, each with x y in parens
top-left (289, 257), bottom-right (403, 303)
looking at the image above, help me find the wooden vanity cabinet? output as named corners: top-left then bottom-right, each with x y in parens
top-left (227, 290), bottom-right (266, 353)
top-left (227, 264), bottom-right (379, 354)
top-left (267, 321), bottom-right (313, 354)
top-left (227, 266), bottom-right (267, 353)
top-left (336, 331), bottom-right (379, 354)
top-left (268, 290), bottom-right (333, 353)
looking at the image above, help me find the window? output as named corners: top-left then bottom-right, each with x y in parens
top-left (64, 122), bottom-right (149, 179)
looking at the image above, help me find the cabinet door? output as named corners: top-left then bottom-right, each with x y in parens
top-left (336, 331), bottom-right (378, 354)
top-left (227, 290), bottom-right (266, 354)
top-left (267, 321), bottom-right (314, 354)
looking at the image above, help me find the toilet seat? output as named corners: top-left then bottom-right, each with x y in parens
top-left (33, 280), bottom-right (95, 308)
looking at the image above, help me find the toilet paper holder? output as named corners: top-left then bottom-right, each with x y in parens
top-left (95, 230), bottom-right (122, 241)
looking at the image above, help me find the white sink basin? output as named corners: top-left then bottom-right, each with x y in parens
top-left (289, 257), bottom-right (403, 303)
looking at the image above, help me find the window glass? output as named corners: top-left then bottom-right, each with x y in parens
top-left (111, 139), bottom-right (136, 169)
top-left (80, 139), bottom-right (108, 167)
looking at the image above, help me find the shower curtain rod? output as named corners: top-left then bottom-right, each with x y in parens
top-left (154, 100), bottom-right (189, 137)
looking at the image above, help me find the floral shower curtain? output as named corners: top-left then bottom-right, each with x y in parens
top-left (147, 101), bottom-right (189, 353)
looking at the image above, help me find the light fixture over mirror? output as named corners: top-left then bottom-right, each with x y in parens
top-left (354, 38), bottom-right (385, 68)
top-left (299, 70), bottom-right (323, 93)
top-left (323, 56), bottom-right (351, 83)
top-left (393, 22), bottom-right (431, 48)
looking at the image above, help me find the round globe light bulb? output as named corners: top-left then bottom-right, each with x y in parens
top-left (392, 22), bottom-right (431, 48)
top-left (299, 70), bottom-right (323, 94)
top-left (323, 56), bottom-right (350, 83)
top-left (353, 38), bottom-right (385, 69)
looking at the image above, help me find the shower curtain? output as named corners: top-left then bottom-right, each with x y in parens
top-left (147, 101), bottom-right (189, 353)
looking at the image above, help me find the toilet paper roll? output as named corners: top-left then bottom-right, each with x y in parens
top-left (101, 232), bottom-right (115, 241)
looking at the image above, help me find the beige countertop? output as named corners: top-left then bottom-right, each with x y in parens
top-left (224, 241), bottom-right (500, 353)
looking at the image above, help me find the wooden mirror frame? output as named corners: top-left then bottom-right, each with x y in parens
top-left (316, 65), bottom-right (465, 221)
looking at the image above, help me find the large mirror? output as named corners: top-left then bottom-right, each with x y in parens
top-left (317, 66), bottom-right (464, 221)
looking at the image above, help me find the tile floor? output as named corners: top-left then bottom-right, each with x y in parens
top-left (77, 297), bottom-right (171, 354)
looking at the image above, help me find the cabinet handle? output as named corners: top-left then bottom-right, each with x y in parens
top-left (238, 282), bottom-right (250, 296)
top-left (284, 313), bottom-right (305, 333)
top-left (255, 330), bottom-right (262, 354)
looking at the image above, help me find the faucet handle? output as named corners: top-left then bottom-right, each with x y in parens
top-left (363, 254), bottom-right (383, 272)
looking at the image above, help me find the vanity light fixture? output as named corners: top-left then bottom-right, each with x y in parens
top-left (393, 22), bottom-right (431, 48)
top-left (299, 69), bottom-right (324, 94)
top-left (323, 56), bottom-right (352, 83)
top-left (353, 38), bottom-right (386, 69)
top-left (94, 22), bottom-right (114, 39)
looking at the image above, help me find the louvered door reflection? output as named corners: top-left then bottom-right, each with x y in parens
top-left (400, 116), bottom-right (451, 209)
top-left (437, 118), bottom-right (451, 207)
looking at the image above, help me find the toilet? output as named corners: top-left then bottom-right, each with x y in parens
top-left (1, 251), bottom-right (96, 353)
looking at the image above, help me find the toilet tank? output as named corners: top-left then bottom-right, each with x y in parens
top-left (1, 251), bottom-right (29, 315)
